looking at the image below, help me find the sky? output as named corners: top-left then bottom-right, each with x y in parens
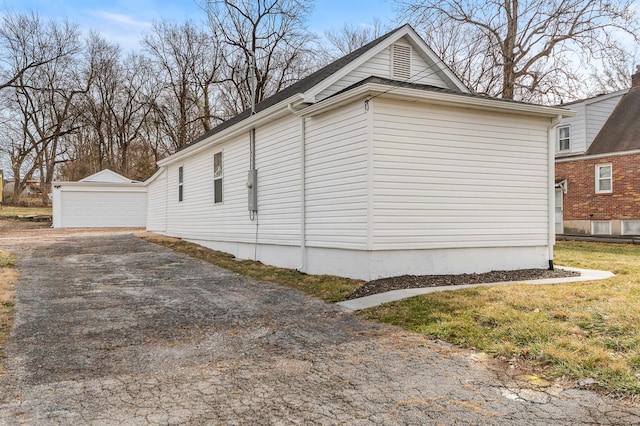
top-left (0, 0), bottom-right (398, 51)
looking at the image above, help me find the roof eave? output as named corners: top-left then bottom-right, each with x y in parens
top-left (556, 148), bottom-right (640, 162)
top-left (143, 168), bottom-right (165, 185)
top-left (52, 181), bottom-right (146, 188)
top-left (298, 82), bottom-right (574, 119)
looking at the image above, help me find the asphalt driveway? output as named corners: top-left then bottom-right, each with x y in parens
top-left (0, 233), bottom-right (639, 425)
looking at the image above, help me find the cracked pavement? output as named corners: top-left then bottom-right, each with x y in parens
top-left (1, 233), bottom-right (639, 425)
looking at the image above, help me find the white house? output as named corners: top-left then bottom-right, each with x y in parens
top-left (553, 90), bottom-right (627, 233)
top-left (146, 25), bottom-right (572, 280)
top-left (555, 89), bottom-right (627, 157)
top-left (554, 68), bottom-right (640, 236)
top-left (52, 169), bottom-right (147, 228)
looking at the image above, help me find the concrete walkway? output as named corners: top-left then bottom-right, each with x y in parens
top-left (336, 266), bottom-right (615, 312)
top-left (0, 234), bottom-right (637, 425)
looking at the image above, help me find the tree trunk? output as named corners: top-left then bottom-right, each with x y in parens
top-left (501, 0), bottom-right (518, 99)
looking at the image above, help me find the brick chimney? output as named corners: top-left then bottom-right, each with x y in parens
top-left (633, 65), bottom-right (640, 88)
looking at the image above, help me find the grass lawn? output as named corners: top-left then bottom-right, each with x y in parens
top-left (363, 240), bottom-right (640, 397)
top-left (0, 251), bottom-right (17, 377)
top-left (0, 206), bottom-right (52, 217)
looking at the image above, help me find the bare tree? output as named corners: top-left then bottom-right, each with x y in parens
top-left (0, 103), bottom-right (38, 204)
top-left (16, 44), bottom-right (85, 204)
top-left (323, 20), bottom-right (386, 59)
top-left (396, 0), bottom-right (640, 103)
top-left (64, 34), bottom-right (160, 181)
top-left (587, 49), bottom-right (638, 96)
top-left (0, 16), bottom-right (83, 204)
top-left (142, 20), bottom-right (224, 151)
top-left (0, 12), bottom-right (80, 91)
top-left (201, 0), bottom-right (317, 114)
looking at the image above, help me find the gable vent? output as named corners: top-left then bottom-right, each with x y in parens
top-left (391, 44), bottom-right (411, 80)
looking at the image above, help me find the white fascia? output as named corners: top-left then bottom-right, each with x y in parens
top-left (555, 149), bottom-right (640, 163)
top-left (52, 182), bottom-right (147, 192)
top-left (297, 82), bottom-right (575, 119)
top-left (143, 168), bottom-right (165, 186)
top-left (52, 181), bottom-right (146, 188)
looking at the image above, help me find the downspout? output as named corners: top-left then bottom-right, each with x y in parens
top-left (287, 102), bottom-right (307, 272)
top-left (298, 115), bottom-right (306, 272)
top-left (547, 114), bottom-right (563, 270)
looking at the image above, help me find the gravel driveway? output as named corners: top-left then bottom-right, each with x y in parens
top-left (0, 233), bottom-right (639, 425)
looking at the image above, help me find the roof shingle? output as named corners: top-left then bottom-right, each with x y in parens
top-left (586, 87), bottom-right (640, 155)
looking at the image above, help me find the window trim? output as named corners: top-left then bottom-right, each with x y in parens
top-left (595, 163), bottom-right (612, 194)
top-left (178, 165), bottom-right (184, 202)
top-left (591, 220), bottom-right (611, 236)
top-left (557, 125), bottom-right (571, 152)
top-left (213, 151), bottom-right (223, 204)
top-left (622, 220), bottom-right (640, 236)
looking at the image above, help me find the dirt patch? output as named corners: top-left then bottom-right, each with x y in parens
top-left (0, 217), bottom-right (51, 233)
top-left (0, 217), bottom-right (143, 244)
top-left (347, 268), bottom-right (580, 300)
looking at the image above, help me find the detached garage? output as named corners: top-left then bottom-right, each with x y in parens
top-left (52, 169), bottom-right (147, 228)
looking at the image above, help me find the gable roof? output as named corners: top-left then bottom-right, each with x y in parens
top-left (159, 24), bottom-right (570, 168)
top-left (586, 86), bottom-right (640, 155)
top-left (299, 76), bottom-right (571, 120)
top-left (558, 88), bottom-right (628, 107)
top-left (80, 169), bottom-right (137, 183)
top-left (177, 24), bottom-right (468, 152)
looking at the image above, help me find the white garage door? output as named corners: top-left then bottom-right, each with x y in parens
top-left (60, 190), bottom-right (147, 228)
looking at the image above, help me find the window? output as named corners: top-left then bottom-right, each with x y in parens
top-left (622, 220), bottom-right (640, 235)
top-left (591, 221), bottom-right (611, 235)
top-left (595, 164), bottom-right (612, 194)
top-left (213, 152), bottom-right (223, 204)
top-left (557, 125), bottom-right (570, 152)
top-left (178, 166), bottom-right (184, 202)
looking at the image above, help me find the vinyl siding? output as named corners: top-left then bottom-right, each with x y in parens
top-left (305, 100), bottom-right (369, 249)
top-left (556, 103), bottom-right (586, 154)
top-left (585, 94), bottom-right (623, 147)
top-left (146, 169), bottom-right (167, 232)
top-left (556, 91), bottom-right (625, 155)
top-left (253, 116), bottom-right (301, 244)
top-left (371, 97), bottom-right (550, 250)
top-left (165, 115), bottom-right (301, 246)
top-left (316, 38), bottom-right (449, 101)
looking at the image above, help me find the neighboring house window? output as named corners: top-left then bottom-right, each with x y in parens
top-left (557, 125), bottom-right (570, 152)
top-left (214, 152), bottom-right (223, 204)
top-left (622, 220), bottom-right (640, 235)
top-left (595, 164), bottom-right (612, 194)
top-left (591, 221), bottom-right (611, 235)
top-left (178, 166), bottom-right (184, 202)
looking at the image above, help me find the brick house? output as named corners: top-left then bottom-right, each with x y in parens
top-left (555, 67), bottom-right (640, 236)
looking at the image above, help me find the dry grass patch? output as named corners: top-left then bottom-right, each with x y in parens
top-left (363, 241), bottom-right (640, 397)
top-left (0, 206), bottom-right (52, 217)
top-left (0, 250), bottom-right (18, 377)
top-left (139, 234), bottom-right (363, 303)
